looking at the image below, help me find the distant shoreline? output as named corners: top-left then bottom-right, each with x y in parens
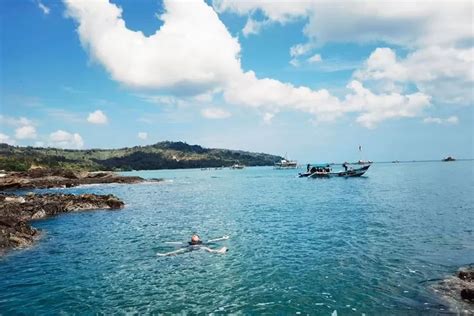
top-left (0, 142), bottom-right (282, 172)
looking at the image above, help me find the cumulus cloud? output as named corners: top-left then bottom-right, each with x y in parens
top-left (215, 0), bottom-right (474, 105)
top-left (0, 133), bottom-right (15, 145)
top-left (344, 81), bottom-right (431, 129)
top-left (0, 115), bottom-right (38, 140)
top-left (15, 126), bottom-right (37, 140)
top-left (65, 0), bottom-right (241, 94)
top-left (87, 110), bottom-right (108, 124)
top-left (49, 130), bottom-right (84, 149)
top-left (65, 0), bottom-right (454, 128)
top-left (423, 116), bottom-right (459, 125)
top-left (138, 132), bottom-right (148, 140)
top-left (215, 1), bottom-right (473, 47)
top-left (355, 47), bottom-right (474, 103)
top-left (201, 107), bottom-right (231, 119)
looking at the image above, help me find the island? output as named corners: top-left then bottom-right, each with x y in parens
top-left (0, 141), bottom-right (282, 172)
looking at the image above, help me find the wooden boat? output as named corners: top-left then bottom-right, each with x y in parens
top-left (299, 164), bottom-right (331, 177)
top-left (308, 164), bottom-right (370, 178)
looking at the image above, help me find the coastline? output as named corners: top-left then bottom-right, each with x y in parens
top-left (0, 169), bottom-right (160, 255)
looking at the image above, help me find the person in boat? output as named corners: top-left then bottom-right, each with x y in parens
top-left (310, 166), bottom-right (317, 173)
top-left (306, 164), bottom-right (311, 172)
top-left (157, 234), bottom-right (229, 256)
top-left (342, 162), bottom-right (348, 171)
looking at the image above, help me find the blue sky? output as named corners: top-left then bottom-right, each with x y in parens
top-left (0, 0), bottom-right (472, 162)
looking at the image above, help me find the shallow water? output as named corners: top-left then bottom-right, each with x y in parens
top-left (1, 161), bottom-right (473, 314)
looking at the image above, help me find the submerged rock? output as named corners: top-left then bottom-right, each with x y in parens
top-left (0, 169), bottom-right (161, 190)
top-left (0, 193), bottom-right (125, 255)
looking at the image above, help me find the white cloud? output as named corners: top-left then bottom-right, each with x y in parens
top-left (138, 94), bottom-right (187, 107)
top-left (0, 115), bottom-right (34, 127)
top-left (215, 0), bottom-right (474, 105)
top-left (344, 81), bottom-right (431, 129)
top-left (37, 1), bottom-right (50, 15)
top-left (308, 54), bottom-right (322, 63)
top-left (87, 110), bottom-right (108, 124)
top-left (0, 133), bottom-right (15, 145)
top-left (193, 92), bottom-right (214, 103)
top-left (65, 0), bottom-right (242, 94)
top-left (262, 112), bottom-right (274, 124)
top-left (290, 43), bottom-right (312, 57)
top-left (215, 1), bottom-right (473, 48)
top-left (213, 1), bottom-right (309, 25)
top-left (242, 18), bottom-right (269, 37)
top-left (15, 125), bottom-right (37, 140)
top-left (223, 70), bottom-right (342, 116)
top-left (423, 116), bottom-right (459, 125)
top-left (49, 130), bottom-right (84, 149)
top-left (34, 141), bottom-right (45, 147)
top-left (0, 115), bottom-right (37, 140)
top-left (201, 107), bottom-right (231, 119)
top-left (289, 58), bottom-right (300, 67)
top-left (138, 132), bottom-right (148, 140)
top-left (355, 47), bottom-right (474, 103)
top-left (65, 0), bottom-right (451, 128)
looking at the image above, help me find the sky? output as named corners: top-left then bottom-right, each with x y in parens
top-left (0, 0), bottom-right (473, 162)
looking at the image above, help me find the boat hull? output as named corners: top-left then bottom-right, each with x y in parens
top-left (308, 165), bottom-right (370, 178)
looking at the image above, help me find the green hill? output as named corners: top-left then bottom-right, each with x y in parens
top-left (0, 142), bottom-right (282, 171)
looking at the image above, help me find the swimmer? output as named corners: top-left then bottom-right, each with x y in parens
top-left (157, 234), bottom-right (229, 256)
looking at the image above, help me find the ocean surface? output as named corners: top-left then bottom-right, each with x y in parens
top-left (1, 161), bottom-right (473, 314)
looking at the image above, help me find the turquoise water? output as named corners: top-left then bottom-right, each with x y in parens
top-left (1, 161), bottom-right (473, 314)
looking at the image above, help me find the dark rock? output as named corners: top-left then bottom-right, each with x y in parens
top-left (0, 169), bottom-right (160, 190)
top-left (0, 193), bottom-right (124, 255)
top-left (461, 289), bottom-right (474, 301)
top-left (458, 269), bottom-right (474, 282)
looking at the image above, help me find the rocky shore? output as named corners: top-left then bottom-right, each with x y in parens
top-left (0, 168), bottom-right (159, 255)
top-left (432, 266), bottom-right (474, 312)
top-left (0, 193), bottom-right (124, 254)
top-left (0, 168), bottom-right (154, 190)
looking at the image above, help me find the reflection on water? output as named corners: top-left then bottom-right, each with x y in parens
top-left (1, 161), bottom-right (473, 313)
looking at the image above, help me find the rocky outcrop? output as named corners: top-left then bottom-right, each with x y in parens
top-left (0, 193), bottom-right (124, 254)
top-left (432, 266), bottom-right (474, 312)
top-left (0, 169), bottom-right (159, 190)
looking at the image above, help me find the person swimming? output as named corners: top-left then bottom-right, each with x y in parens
top-left (189, 234), bottom-right (203, 245)
top-left (157, 234), bottom-right (229, 256)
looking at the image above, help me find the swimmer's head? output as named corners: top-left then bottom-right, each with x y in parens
top-left (190, 234), bottom-right (201, 245)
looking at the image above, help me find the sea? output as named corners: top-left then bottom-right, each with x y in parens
top-left (1, 161), bottom-right (473, 314)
